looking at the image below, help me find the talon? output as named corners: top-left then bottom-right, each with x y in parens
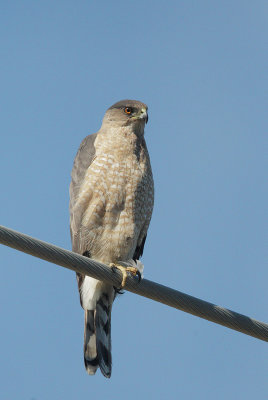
top-left (136, 269), bottom-right (141, 283)
top-left (111, 265), bottom-right (117, 274)
top-left (109, 263), bottom-right (139, 288)
top-left (113, 286), bottom-right (125, 295)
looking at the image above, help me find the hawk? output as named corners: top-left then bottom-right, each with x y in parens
top-left (69, 100), bottom-right (154, 378)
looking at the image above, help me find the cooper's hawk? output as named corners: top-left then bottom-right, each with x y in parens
top-left (69, 100), bottom-right (154, 378)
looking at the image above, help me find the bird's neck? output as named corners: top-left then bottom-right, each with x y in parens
top-left (96, 126), bottom-right (145, 160)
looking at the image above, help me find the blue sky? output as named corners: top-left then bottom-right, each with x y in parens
top-left (0, 1), bottom-right (267, 399)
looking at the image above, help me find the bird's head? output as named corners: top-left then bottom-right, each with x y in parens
top-left (101, 99), bottom-right (148, 136)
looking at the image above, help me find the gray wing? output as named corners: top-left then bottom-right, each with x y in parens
top-left (69, 133), bottom-right (97, 253)
top-left (133, 235), bottom-right (147, 261)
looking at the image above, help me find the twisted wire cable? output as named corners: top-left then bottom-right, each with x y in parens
top-left (0, 224), bottom-right (267, 342)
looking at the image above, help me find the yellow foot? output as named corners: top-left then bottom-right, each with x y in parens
top-left (110, 263), bottom-right (139, 288)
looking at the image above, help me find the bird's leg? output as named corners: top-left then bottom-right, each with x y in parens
top-left (110, 262), bottom-right (141, 288)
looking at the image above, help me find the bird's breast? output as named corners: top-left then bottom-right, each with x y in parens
top-left (78, 149), bottom-right (153, 263)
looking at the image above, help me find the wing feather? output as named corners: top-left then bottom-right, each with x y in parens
top-left (133, 235), bottom-right (147, 260)
top-left (69, 133), bottom-right (97, 253)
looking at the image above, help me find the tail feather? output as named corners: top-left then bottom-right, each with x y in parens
top-left (84, 310), bottom-right (98, 375)
top-left (95, 293), bottom-right (112, 378)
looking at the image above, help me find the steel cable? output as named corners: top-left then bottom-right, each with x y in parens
top-left (0, 224), bottom-right (267, 342)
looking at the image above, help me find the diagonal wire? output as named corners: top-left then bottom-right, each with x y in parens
top-left (0, 224), bottom-right (267, 342)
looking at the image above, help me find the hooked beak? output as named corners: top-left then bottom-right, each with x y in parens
top-left (139, 108), bottom-right (148, 124)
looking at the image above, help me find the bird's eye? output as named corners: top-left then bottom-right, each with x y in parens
top-left (124, 107), bottom-right (132, 115)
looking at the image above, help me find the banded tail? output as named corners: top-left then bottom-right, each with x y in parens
top-left (84, 292), bottom-right (112, 378)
